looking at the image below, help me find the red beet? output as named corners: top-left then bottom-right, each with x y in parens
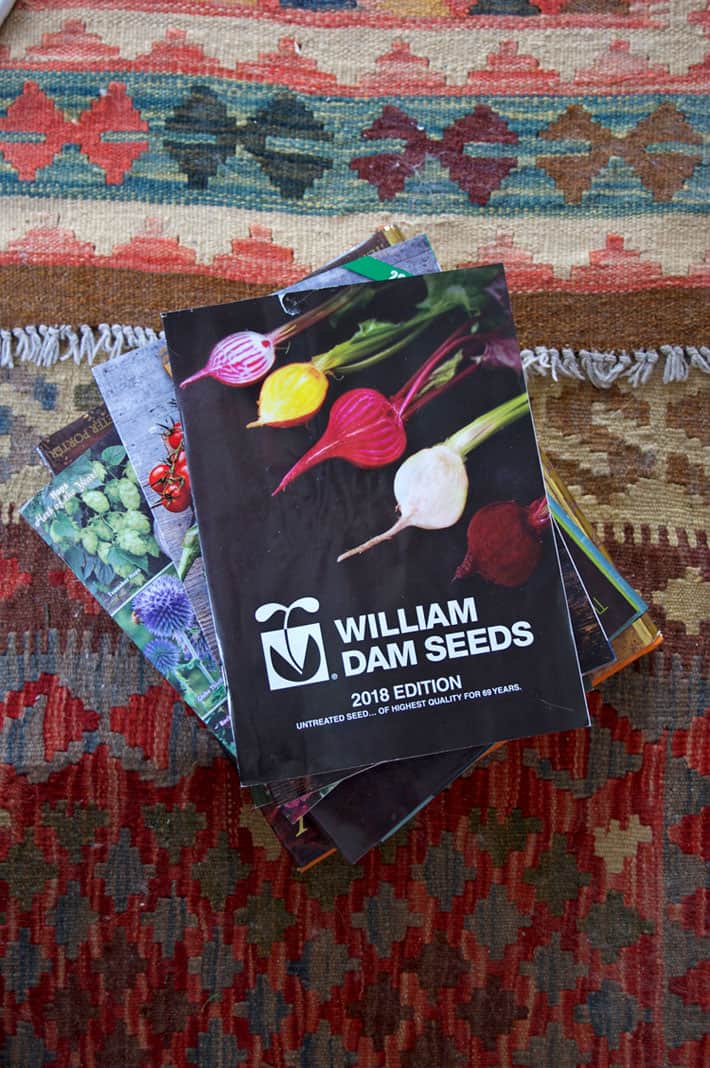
top-left (454, 497), bottom-right (549, 586)
top-left (273, 388), bottom-right (407, 494)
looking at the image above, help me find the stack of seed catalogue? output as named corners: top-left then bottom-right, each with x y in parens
top-left (22, 227), bottom-right (662, 869)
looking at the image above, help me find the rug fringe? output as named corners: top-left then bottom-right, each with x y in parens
top-left (0, 323), bottom-right (162, 369)
top-left (1, 323), bottom-right (708, 388)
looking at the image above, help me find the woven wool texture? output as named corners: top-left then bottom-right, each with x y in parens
top-left (0, 2), bottom-right (708, 1066)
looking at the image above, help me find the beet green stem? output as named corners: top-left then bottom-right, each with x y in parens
top-left (311, 318), bottom-right (428, 375)
top-left (393, 322), bottom-right (478, 418)
top-left (273, 289), bottom-right (355, 344)
top-left (444, 393), bottom-right (530, 459)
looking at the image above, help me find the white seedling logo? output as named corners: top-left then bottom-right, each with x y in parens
top-left (255, 597), bottom-right (329, 691)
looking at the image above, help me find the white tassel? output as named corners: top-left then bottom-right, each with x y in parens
top-left (661, 344), bottom-right (689, 383)
top-left (0, 328), bottom-right (12, 368)
top-left (60, 324), bottom-right (81, 363)
top-left (625, 349), bottom-right (658, 387)
top-left (545, 347), bottom-right (563, 381)
top-left (37, 325), bottom-right (61, 368)
top-left (581, 349), bottom-right (632, 388)
top-left (688, 346), bottom-right (710, 374)
top-left (559, 347), bottom-right (586, 382)
top-left (78, 324), bottom-right (98, 363)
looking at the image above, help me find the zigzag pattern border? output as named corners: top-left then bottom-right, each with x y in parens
top-left (1, 213), bottom-right (706, 292)
top-left (1, 20), bottom-right (707, 96)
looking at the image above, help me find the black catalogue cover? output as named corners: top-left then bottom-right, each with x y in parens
top-left (164, 266), bottom-right (590, 785)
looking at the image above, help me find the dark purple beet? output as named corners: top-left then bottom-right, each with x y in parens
top-left (454, 497), bottom-right (549, 587)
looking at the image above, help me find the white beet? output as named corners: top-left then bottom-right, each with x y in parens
top-left (337, 445), bottom-right (468, 561)
top-left (337, 392), bottom-right (530, 563)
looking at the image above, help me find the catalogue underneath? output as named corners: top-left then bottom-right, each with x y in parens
top-left (93, 234), bottom-right (441, 809)
top-left (28, 418), bottom-right (327, 868)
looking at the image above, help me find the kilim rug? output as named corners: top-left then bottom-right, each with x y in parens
top-left (0, 3), bottom-right (708, 1066)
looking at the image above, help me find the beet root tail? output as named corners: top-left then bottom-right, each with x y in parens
top-left (179, 367), bottom-right (211, 389)
top-left (272, 462), bottom-right (305, 496)
top-left (272, 440), bottom-right (339, 495)
top-left (337, 514), bottom-right (411, 562)
top-left (453, 554), bottom-right (473, 581)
